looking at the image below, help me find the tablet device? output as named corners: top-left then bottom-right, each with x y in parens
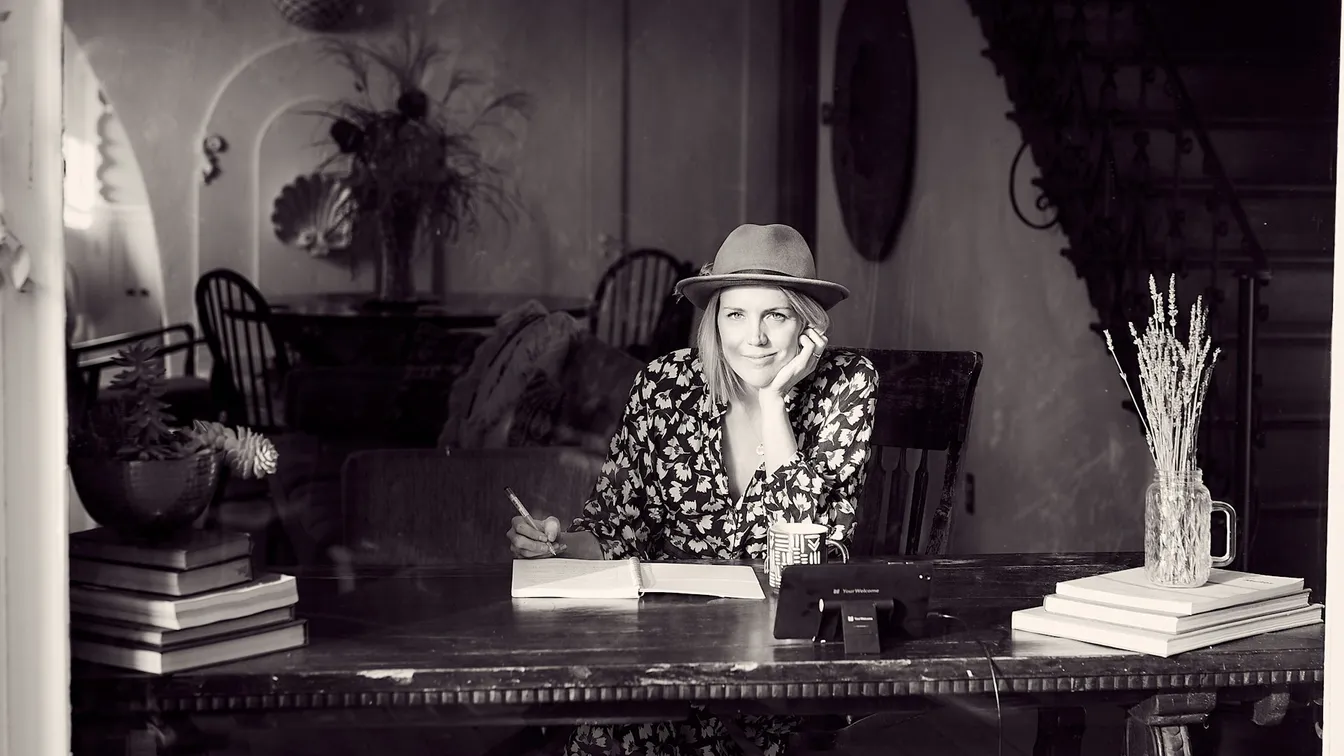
top-left (773, 561), bottom-right (935, 653)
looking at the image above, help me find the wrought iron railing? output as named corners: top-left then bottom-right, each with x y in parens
top-left (970, 0), bottom-right (1270, 564)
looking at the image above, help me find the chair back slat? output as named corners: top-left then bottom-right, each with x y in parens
top-left (591, 248), bottom-right (691, 356)
top-left (194, 268), bottom-right (290, 432)
top-left (848, 348), bottom-right (983, 558)
top-left (907, 448), bottom-right (931, 554)
top-left (873, 447), bottom-right (903, 554)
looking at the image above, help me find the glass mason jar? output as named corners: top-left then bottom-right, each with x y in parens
top-left (1144, 468), bottom-right (1215, 588)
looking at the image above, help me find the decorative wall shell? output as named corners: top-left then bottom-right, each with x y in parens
top-left (271, 173), bottom-right (356, 258)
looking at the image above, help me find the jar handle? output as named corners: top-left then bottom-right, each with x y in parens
top-left (1211, 500), bottom-right (1238, 568)
top-left (825, 540), bottom-right (850, 564)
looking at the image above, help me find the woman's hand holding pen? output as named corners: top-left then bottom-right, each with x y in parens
top-left (507, 513), bottom-right (567, 558)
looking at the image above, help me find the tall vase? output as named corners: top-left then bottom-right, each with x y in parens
top-left (376, 195), bottom-right (419, 302)
top-left (1143, 468), bottom-right (1212, 588)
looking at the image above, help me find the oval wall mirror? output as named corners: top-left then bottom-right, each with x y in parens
top-left (831, 0), bottom-right (917, 262)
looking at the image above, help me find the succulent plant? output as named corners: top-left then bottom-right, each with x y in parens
top-left (68, 343), bottom-right (279, 478)
top-left (70, 342), bottom-right (201, 461)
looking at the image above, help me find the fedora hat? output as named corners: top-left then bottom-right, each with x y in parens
top-left (674, 223), bottom-right (850, 310)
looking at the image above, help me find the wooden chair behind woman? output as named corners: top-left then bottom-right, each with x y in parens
top-left (848, 347), bottom-right (984, 558)
top-left (806, 349), bottom-right (1092, 756)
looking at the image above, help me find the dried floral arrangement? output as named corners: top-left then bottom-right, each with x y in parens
top-left (69, 343), bottom-right (278, 479)
top-left (1103, 274), bottom-right (1221, 476)
top-left (311, 24), bottom-right (531, 291)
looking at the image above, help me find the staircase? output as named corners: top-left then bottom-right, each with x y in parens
top-left (969, 0), bottom-right (1338, 596)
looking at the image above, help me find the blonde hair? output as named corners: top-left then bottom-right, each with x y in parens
top-left (696, 286), bottom-right (830, 405)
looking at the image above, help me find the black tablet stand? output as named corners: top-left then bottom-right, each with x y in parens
top-left (772, 562), bottom-right (934, 656)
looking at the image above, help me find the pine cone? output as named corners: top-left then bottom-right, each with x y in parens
top-left (228, 427), bottom-right (279, 479)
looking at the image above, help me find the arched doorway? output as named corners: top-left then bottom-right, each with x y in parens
top-left (63, 26), bottom-right (165, 339)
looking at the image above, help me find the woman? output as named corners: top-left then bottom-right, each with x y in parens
top-left (507, 223), bottom-right (878, 756)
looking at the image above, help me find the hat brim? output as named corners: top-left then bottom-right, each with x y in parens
top-left (674, 273), bottom-right (851, 311)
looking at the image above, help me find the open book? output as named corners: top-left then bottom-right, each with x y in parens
top-left (511, 557), bottom-right (766, 600)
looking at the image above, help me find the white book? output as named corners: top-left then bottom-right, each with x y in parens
top-left (1012, 604), bottom-right (1323, 658)
top-left (70, 573), bottom-right (299, 630)
top-left (1054, 567), bottom-right (1304, 616)
top-left (1042, 590), bottom-right (1312, 634)
top-left (511, 557), bottom-right (765, 600)
top-left (71, 606), bottom-right (296, 648)
top-left (71, 620), bottom-right (308, 675)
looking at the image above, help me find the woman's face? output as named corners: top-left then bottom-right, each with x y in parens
top-left (716, 286), bottom-right (806, 389)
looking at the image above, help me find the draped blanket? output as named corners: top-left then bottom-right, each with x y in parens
top-left (438, 300), bottom-right (645, 454)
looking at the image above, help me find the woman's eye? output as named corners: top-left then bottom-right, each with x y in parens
top-left (768, 312), bottom-right (788, 322)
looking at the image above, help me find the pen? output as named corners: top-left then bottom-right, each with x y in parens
top-left (505, 486), bottom-right (557, 556)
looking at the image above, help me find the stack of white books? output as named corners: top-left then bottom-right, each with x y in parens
top-left (68, 528), bottom-right (306, 674)
top-left (1012, 566), bottom-right (1323, 657)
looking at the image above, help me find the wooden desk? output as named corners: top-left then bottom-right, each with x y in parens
top-left (70, 553), bottom-right (1323, 755)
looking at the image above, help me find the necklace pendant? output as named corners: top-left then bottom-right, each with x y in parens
top-left (756, 443), bottom-right (764, 456)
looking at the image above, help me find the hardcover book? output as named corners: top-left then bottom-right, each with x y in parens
top-left (71, 619), bottom-right (309, 674)
top-left (71, 606), bottom-right (296, 648)
top-left (1012, 604), bottom-right (1323, 657)
top-left (70, 573), bottom-right (299, 630)
top-left (69, 527), bottom-right (253, 571)
top-left (511, 558), bottom-right (765, 600)
top-left (1053, 567), bottom-right (1304, 616)
top-left (1041, 590), bottom-right (1311, 634)
top-left (70, 556), bottom-right (252, 597)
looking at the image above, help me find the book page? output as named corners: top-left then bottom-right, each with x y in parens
top-left (510, 558), bottom-right (641, 599)
top-left (641, 563), bottom-right (766, 600)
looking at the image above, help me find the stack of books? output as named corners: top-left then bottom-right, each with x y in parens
top-left (69, 527), bottom-right (307, 674)
top-left (1012, 566), bottom-right (1323, 657)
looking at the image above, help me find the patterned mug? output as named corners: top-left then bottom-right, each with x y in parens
top-left (766, 521), bottom-right (850, 589)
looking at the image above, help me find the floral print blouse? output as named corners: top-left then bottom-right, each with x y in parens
top-left (569, 348), bottom-right (878, 560)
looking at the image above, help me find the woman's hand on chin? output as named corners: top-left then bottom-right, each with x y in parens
top-left (762, 326), bottom-right (827, 402)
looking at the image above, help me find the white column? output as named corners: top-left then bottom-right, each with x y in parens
top-left (0, 0), bottom-right (70, 754)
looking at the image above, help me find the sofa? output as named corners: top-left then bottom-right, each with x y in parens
top-left (270, 300), bottom-right (646, 567)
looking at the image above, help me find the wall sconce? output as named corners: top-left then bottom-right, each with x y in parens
top-left (201, 134), bottom-right (227, 186)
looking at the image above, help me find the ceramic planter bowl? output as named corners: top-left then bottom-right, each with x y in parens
top-left (69, 451), bottom-right (223, 541)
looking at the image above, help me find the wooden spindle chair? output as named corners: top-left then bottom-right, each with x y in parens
top-left (590, 248), bottom-right (692, 360)
top-left (848, 348), bottom-right (984, 558)
top-left (194, 268), bottom-right (291, 433)
top-left (801, 349), bottom-right (1081, 756)
top-left (792, 348), bottom-right (984, 754)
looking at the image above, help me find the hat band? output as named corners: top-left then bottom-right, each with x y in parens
top-left (719, 267), bottom-right (802, 278)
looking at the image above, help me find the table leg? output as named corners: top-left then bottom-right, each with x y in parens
top-left (80, 714), bottom-right (231, 756)
top-left (125, 728), bottom-right (158, 756)
top-left (1033, 706), bottom-right (1085, 756)
top-left (1251, 689), bottom-right (1291, 727)
top-left (1124, 693), bottom-right (1217, 756)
